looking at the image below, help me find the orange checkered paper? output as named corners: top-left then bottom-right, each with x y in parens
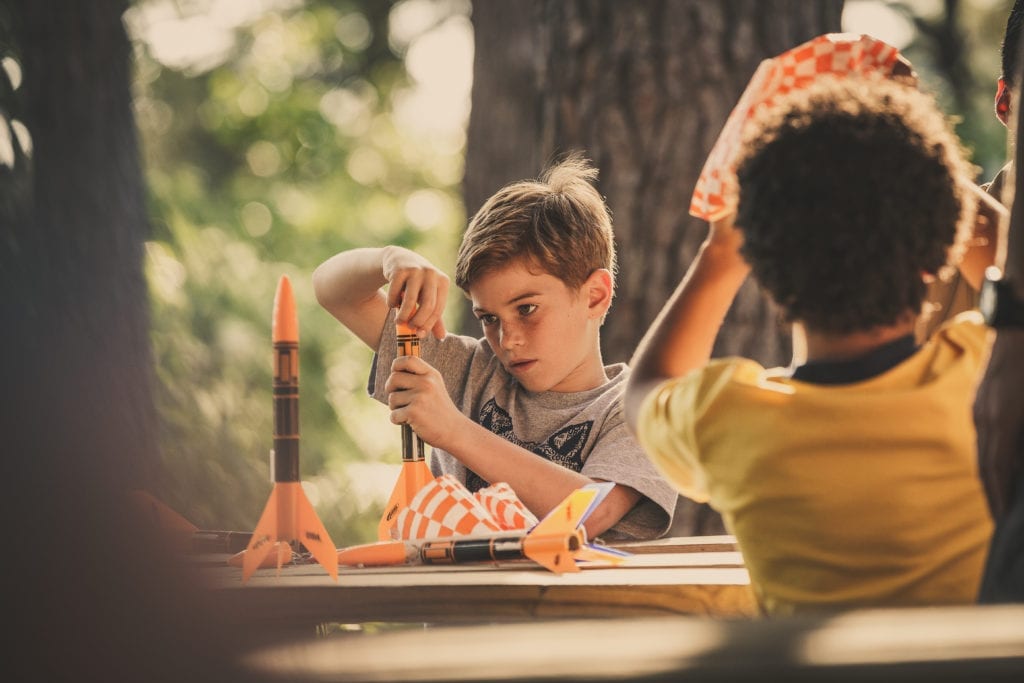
top-left (394, 474), bottom-right (538, 540)
top-left (689, 33), bottom-right (903, 222)
top-left (474, 481), bottom-right (539, 530)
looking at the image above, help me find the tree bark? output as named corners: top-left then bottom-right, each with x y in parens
top-left (1, 2), bottom-right (241, 678)
top-left (465, 0), bottom-right (844, 535)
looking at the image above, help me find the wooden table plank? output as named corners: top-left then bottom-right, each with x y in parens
top-left (236, 606), bottom-right (1024, 683)
top-left (609, 534), bottom-right (739, 554)
top-left (198, 547), bottom-right (757, 628)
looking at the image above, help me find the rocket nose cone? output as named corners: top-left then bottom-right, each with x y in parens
top-left (272, 275), bottom-right (299, 342)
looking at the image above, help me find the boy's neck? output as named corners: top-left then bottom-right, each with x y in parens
top-left (796, 313), bottom-right (918, 363)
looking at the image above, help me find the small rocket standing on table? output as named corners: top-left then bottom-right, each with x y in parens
top-left (377, 315), bottom-right (435, 540)
top-left (239, 275), bottom-right (338, 583)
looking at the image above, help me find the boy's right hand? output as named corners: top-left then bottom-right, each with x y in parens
top-left (708, 212), bottom-right (745, 254)
top-left (381, 246), bottom-right (450, 339)
top-left (706, 213), bottom-right (750, 277)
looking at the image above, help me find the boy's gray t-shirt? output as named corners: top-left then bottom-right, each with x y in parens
top-left (369, 309), bottom-right (675, 540)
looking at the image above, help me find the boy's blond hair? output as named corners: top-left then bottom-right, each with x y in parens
top-left (455, 152), bottom-right (616, 292)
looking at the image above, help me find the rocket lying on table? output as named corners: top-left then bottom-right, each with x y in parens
top-left (339, 481), bottom-right (630, 574)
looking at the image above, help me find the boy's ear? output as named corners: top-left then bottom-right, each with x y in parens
top-left (996, 78), bottom-right (1011, 126)
top-left (584, 268), bottom-right (613, 317)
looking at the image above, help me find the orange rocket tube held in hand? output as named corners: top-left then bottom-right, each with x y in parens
top-left (238, 275), bottom-right (338, 583)
top-left (378, 315), bottom-right (436, 540)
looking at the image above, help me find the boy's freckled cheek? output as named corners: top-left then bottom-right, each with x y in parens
top-left (483, 329), bottom-right (500, 350)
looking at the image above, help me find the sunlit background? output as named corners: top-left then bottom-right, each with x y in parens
top-left (117, 0), bottom-right (1013, 545)
top-left (129, 0), bottom-right (473, 544)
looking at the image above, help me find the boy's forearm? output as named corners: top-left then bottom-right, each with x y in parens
top-left (441, 419), bottom-right (638, 537)
top-left (313, 247), bottom-right (388, 308)
top-left (312, 247), bottom-right (390, 348)
top-left (444, 418), bottom-right (591, 511)
top-left (624, 235), bottom-right (749, 428)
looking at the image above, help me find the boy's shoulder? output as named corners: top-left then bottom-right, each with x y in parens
top-left (639, 357), bottom-right (767, 421)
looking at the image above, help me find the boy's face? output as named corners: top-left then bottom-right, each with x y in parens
top-left (468, 259), bottom-right (609, 393)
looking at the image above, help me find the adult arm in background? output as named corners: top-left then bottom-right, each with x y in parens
top-left (959, 183), bottom-right (1009, 291)
top-left (973, 108), bottom-right (1024, 520)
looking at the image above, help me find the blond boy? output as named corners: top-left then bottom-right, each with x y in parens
top-left (315, 154), bottom-right (675, 539)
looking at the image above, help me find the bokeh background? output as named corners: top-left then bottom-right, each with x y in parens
top-left (116, 0), bottom-right (1014, 546)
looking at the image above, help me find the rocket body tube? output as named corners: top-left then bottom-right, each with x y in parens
top-left (272, 339), bottom-right (300, 482)
top-left (338, 533), bottom-right (532, 567)
top-left (396, 322), bottom-right (426, 466)
top-left (272, 277), bottom-right (300, 482)
top-left (378, 318), bottom-right (435, 540)
top-left (419, 536), bottom-right (529, 564)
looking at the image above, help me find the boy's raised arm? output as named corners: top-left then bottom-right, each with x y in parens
top-left (312, 246), bottom-right (449, 349)
top-left (624, 216), bottom-right (750, 432)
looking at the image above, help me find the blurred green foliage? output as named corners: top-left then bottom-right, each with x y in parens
top-left (842, 0), bottom-right (1014, 180)
top-left (132, 0), bottom-right (1012, 547)
top-left (132, 0), bottom-right (469, 546)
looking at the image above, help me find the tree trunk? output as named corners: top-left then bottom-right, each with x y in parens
top-left (465, 0), bottom-right (844, 535)
top-left (1, 2), bottom-right (239, 678)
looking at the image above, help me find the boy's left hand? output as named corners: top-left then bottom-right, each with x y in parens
top-left (385, 356), bottom-right (466, 447)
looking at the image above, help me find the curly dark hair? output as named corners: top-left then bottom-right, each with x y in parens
top-left (734, 76), bottom-right (975, 334)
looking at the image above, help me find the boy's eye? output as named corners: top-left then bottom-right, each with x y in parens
top-left (478, 313), bottom-right (498, 326)
top-left (518, 304), bottom-right (538, 317)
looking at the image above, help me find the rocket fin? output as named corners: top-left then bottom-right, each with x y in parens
top-left (378, 460), bottom-right (434, 540)
top-left (227, 541), bottom-right (292, 571)
top-left (378, 468), bottom-right (406, 540)
top-left (574, 543), bottom-right (631, 566)
top-left (242, 488), bottom-right (280, 583)
top-left (293, 485), bottom-right (339, 581)
top-left (521, 482), bottom-right (617, 573)
top-left (522, 530), bottom-right (581, 574)
top-left (337, 540), bottom-right (415, 567)
top-left (529, 481), bottom-right (614, 538)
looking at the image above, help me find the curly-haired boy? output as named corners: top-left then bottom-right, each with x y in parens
top-left (625, 76), bottom-right (993, 614)
top-left (315, 153), bottom-right (676, 540)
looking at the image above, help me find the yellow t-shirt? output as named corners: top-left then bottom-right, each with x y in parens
top-left (636, 314), bottom-right (994, 615)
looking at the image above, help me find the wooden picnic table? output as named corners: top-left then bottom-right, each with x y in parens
top-left (185, 535), bottom-right (1024, 682)
top-left (196, 535), bottom-right (757, 635)
top-left (236, 604), bottom-right (1024, 682)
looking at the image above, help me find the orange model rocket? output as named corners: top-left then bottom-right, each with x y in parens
top-left (344, 482), bottom-right (629, 574)
top-left (238, 275), bottom-right (338, 583)
top-left (377, 316), bottom-right (435, 540)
